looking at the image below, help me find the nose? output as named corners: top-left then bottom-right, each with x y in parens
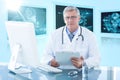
top-left (68, 17), bottom-right (73, 22)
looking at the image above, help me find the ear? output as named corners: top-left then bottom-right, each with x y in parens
top-left (63, 17), bottom-right (66, 24)
top-left (78, 16), bottom-right (80, 21)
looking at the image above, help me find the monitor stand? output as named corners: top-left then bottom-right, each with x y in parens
top-left (8, 44), bottom-right (32, 74)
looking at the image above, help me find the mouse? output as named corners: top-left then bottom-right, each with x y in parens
top-left (68, 71), bottom-right (78, 76)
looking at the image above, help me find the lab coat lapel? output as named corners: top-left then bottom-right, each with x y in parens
top-left (63, 27), bottom-right (71, 44)
top-left (62, 27), bottom-right (74, 51)
top-left (72, 27), bottom-right (80, 42)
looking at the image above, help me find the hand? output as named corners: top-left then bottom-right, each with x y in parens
top-left (50, 59), bottom-right (59, 67)
top-left (71, 56), bottom-right (84, 68)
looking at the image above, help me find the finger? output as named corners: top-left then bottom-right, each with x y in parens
top-left (71, 61), bottom-right (77, 66)
top-left (72, 61), bottom-right (81, 68)
top-left (71, 57), bottom-right (79, 61)
top-left (71, 58), bottom-right (83, 68)
top-left (71, 56), bottom-right (79, 59)
top-left (80, 56), bottom-right (84, 60)
top-left (71, 59), bottom-right (79, 66)
top-left (55, 62), bottom-right (60, 67)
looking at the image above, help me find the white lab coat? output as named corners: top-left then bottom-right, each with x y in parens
top-left (41, 26), bottom-right (100, 68)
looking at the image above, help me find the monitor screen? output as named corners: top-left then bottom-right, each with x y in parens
top-left (6, 21), bottom-right (40, 68)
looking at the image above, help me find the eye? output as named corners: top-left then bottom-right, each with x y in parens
top-left (65, 16), bottom-right (77, 20)
top-left (65, 17), bottom-right (70, 19)
top-left (71, 16), bottom-right (77, 19)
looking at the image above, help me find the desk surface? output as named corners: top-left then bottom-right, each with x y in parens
top-left (0, 64), bottom-right (120, 80)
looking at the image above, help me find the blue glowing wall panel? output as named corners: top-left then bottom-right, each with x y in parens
top-left (8, 6), bottom-right (46, 35)
top-left (101, 11), bottom-right (120, 33)
top-left (56, 5), bottom-right (93, 31)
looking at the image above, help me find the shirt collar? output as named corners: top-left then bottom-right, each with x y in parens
top-left (65, 26), bottom-right (78, 35)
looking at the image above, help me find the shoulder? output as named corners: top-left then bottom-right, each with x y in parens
top-left (55, 27), bottom-right (64, 32)
top-left (51, 26), bottom-right (64, 35)
top-left (81, 27), bottom-right (96, 40)
top-left (49, 26), bottom-right (64, 39)
top-left (81, 27), bottom-right (94, 35)
top-left (81, 27), bottom-right (92, 33)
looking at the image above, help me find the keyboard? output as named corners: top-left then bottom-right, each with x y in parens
top-left (9, 68), bottom-right (32, 74)
top-left (37, 64), bottom-right (62, 73)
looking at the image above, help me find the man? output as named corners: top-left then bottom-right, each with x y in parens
top-left (41, 6), bottom-right (100, 69)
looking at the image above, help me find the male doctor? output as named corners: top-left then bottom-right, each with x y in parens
top-left (42, 6), bottom-right (100, 68)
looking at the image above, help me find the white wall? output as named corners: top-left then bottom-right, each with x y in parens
top-left (0, 0), bottom-right (11, 62)
top-left (94, 0), bottom-right (120, 67)
top-left (0, 0), bottom-right (120, 66)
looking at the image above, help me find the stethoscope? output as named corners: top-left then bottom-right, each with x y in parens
top-left (62, 26), bottom-right (84, 44)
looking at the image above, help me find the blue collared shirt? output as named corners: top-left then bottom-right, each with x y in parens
top-left (66, 27), bottom-right (78, 37)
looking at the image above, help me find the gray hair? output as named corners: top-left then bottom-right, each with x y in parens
top-left (63, 6), bottom-right (80, 16)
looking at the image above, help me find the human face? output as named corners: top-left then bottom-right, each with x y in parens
top-left (64, 10), bottom-right (80, 32)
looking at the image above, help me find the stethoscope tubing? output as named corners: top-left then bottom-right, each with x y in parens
top-left (62, 26), bottom-right (84, 44)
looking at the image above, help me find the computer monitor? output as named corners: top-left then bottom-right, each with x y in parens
top-left (6, 21), bottom-right (40, 70)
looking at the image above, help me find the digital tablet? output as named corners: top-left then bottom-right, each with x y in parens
top-left (55, 51), bottom-right (80, 69)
